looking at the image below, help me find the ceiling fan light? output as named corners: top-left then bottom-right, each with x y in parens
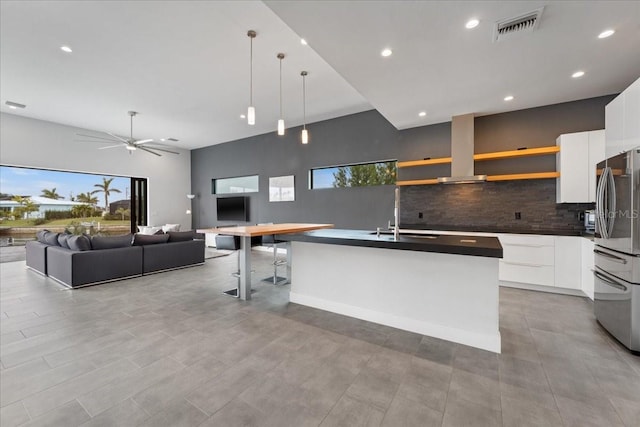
top-left (247, 106), bottom-right (255, 125)
top-left (277, 119), bottom-right (285, 135)
top-left (126, 145), bottom-right (136, 151)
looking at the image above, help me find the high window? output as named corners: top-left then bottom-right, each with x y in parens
top-left (310, 160), bottom-right (397, 189)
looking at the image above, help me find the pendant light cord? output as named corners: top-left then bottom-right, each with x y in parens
top-left (249, 36), bottom-right (253, 106)
top-left (279, 57), bottom-right (283, 118)
top-left (302, 73), bottom-right (307, 130)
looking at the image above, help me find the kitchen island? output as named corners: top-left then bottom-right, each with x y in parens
top-left (277, 229), bottom-right (503, 353)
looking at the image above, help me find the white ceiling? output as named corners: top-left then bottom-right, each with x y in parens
top-left (1, 1), bottom-right (639, 150)
top-left (0, 1), bottom-right (370, 149)
top-left (267, 0), bottom-right (640, 129)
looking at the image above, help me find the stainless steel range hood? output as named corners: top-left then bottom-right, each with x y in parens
top-left (437, 113), bottom-right (487, 184)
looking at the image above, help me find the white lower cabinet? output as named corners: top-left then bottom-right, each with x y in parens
top-left (498, 234), bottom-right (591, 296)
top-left (581, 239), bottom-right (595, 300)
top-left (498, 234), bottom-right (555, 287)
top-left (554, 236), bottom-right (582, 290)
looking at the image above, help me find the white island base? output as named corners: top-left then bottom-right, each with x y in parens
top-left (288, 241), bottom-right (501, 353)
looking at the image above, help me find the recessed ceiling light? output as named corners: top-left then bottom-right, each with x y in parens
top-left (465, 19), bottom-right (480, 29)
top-left (160, 138), bottom-right (166, 142)
top-left (60, 45), bottom-right (72, 53)
top-left (381, 48), bottom-right (392, 57)
top-left (240, 114), bottom-right (246, 119)
top-left (598, 29), bottom-right (615, 39)
top-left (504, 95), bottom-right (514, 102)
top-left (418, 111), bottom-right (427, 117)
top-left (572, 70), bottom-right (585, 78)
top-left (300, 38), bottom-right (308, 45)
top-left (5, 101), bottom-right (26, 109)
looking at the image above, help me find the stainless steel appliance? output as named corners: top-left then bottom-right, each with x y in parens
top-left (584, 210), bottom-right (596, 233)
top-left (594, 148), bottom-right (640, 352)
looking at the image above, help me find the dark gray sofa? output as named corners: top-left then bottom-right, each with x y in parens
top-left (47, 245), bottom-right (144, 287)
top-left (25, 241), bottom-right (49, 275)
top-left (142, 239), bottom-right (205, 274)
top-left (25, 231), bottom-right (205, 288)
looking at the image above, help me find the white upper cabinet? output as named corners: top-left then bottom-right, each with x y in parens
top-left (606, 77), bottom-right (640, 158)
top-left (556, 130), bottom-right (604, 203)
top-left (588, 130), bottom-right (605, 202)
top-left (623, 78), bottom-right (640, 151)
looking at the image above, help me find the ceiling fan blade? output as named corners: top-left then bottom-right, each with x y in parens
top-left (97, 144), bottom-right (126, 150)
top-left (106, 132), bottom-right (130, 144)
top-left (144, 146), bottom-right (180, 155)
top-left (138, 146), bottom-right (162, 156)
top-left (75, 139), bottom-right (121, 144)
top-left (135, 139), bottom-right (154, 145)
top-left (76, 133), bottom-right (120, 142)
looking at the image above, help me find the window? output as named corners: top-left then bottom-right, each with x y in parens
top-left (310, 160), bottom-right (397, 189)
top-left (212, 175), bottom-right (259, 194)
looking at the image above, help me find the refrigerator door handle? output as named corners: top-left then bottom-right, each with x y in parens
top-left (594, 249), bottom-right (628, 264)
top-left (596, 167), bottom-right (609, 238)
top-left (607, 166), bottom-right (616, 238)
top-left (593, 270), bottom-right (628, 291)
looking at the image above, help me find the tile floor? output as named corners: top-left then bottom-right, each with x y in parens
top-left (1, 251), bottom-right (639, 426)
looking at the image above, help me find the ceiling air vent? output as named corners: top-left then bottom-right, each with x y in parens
top-left (493, 7), bottom-right (544, 42)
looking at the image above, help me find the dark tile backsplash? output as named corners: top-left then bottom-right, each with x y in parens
top-left (400, 179), bottom-right (592, 233)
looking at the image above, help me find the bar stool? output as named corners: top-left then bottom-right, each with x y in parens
top-left (261, 233), bottom-right (287, 285)
top-left (215, 234), bottom-right (242, 297)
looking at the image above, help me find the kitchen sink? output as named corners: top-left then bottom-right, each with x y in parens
top-left (370, 231), bottom-right (439, 239)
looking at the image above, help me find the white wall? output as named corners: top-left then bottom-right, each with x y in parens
top-left (0, 113), bottom-right (192, 230)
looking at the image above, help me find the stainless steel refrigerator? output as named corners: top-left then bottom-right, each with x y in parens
top-left (594, 148), bottom-right (640, 352)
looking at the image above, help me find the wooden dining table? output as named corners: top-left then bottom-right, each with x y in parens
top-left (198, 223), bottom-right (333, 300)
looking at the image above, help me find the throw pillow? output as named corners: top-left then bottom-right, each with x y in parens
top-left (133, 233), bottom-right (170, 246)
top-left (162, 223), bottom-right (180, 233)
top-left (137, 226), bottom-right (163, 235)
top-left (167, 231), bottom-right (194, 242)
top-left (43, 231), bottom-right (61, 246)
top-left (57, 233), bottom-right (71, 249)
top-left (67, 234), bottom-right (92, 251)
top-left (91, 234), bottom-right (133, 250)
top-left (36, 229), bottom-right (50, 243)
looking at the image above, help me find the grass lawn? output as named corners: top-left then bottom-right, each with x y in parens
top-left (0, 216), bottom-right (129, 227)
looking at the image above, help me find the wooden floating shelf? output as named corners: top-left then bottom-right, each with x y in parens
top-left (397, 157), bottom-right (452, 168)
top-left (396, 145), bottom-right (561, 185)
top-left (396, 178), bottom-right (439, 186)
top-left (486, 172), bottom-right (560, 181)
top-left (396, 172), bottom-right (560, 186)
top-left (398, 146), bottom-right (559, 168)
top-left (473, 146), bottom-right (559, 161)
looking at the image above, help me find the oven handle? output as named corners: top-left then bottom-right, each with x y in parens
top-left (593, 249), bottom-right (628, 264)
top-left (593, 270), bottom-right (628, 291)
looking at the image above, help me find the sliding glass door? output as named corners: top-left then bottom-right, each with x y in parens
top-left (130, 177), bottom-right (148, 233)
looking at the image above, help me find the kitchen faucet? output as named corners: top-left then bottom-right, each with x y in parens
top-left (393, 187), bottom-right (399, 241)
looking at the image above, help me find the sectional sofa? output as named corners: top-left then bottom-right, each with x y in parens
top-left (25, 230), bottom-right (205, 288)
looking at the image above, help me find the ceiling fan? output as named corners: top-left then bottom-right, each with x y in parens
top-left (76, 111), bottom-right (179, 156)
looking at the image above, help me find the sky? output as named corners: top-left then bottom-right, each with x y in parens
top-left (0, 166), bottom-right (130, 202)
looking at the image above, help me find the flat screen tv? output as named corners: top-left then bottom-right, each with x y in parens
top-left (216, 196), bottom-right (248, 222)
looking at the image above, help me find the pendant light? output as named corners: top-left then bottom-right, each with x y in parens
top-left (247, 30), bottom-right (257, 125)
top-left (277, 53), bottom-right (285, 135)
top-left (301, 71), bottom-right (309, 144)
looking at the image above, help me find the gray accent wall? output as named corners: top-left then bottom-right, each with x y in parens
top-left (191, 94), bottom-right (615, 231)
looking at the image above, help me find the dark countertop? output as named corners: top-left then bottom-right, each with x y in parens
top-left (400, 224), bottom-right (590, 237)
top-left (277, 229), bottom-right (503, 258)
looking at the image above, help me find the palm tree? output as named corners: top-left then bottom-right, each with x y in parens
top-left (115, 207), bottom-right (130, 220)
top-left (11, 196), bottom-right (39, 219)
top-left (41, 188), bottom-right (61, 199)
top-left (91, 178), bottom-right (121, 211)
top-left (76, 192), bottom-right (98, 205)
